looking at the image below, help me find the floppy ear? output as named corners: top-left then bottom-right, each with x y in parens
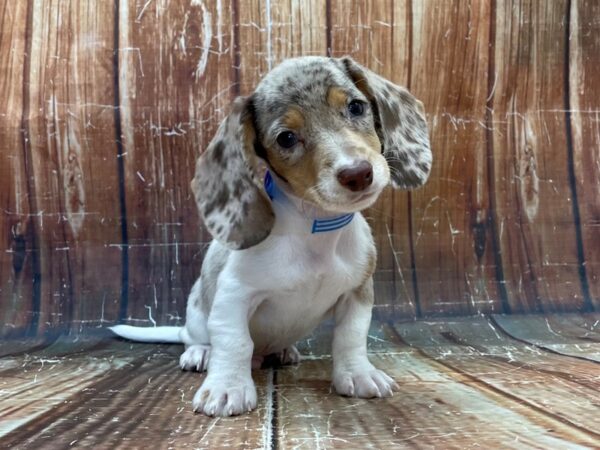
top-left (191, 96), bottom-right (274, 250)
top-left (340, 57), bottom-right (432, 189)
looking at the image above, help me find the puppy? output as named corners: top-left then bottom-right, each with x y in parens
top-left (111, 56), bottom-right (432, 417)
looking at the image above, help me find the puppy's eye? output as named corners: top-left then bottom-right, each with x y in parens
top-left (348, 100), bottom-right (365, 117)
top-left (276, 131), bottom-right (298, 149)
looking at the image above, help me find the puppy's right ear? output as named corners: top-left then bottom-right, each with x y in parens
top-left (192, 96), bottom-right (274, 250)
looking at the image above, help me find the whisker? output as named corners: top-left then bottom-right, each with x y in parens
top-left (299, 183), bottom-right (322, 215)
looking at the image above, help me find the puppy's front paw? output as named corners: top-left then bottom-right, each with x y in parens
top-left (333, 366), bottom-right (399, 398)
top-left (180, 344), bottom-right (211, 372)
top-left (192, 375), bottom-right (257, 417)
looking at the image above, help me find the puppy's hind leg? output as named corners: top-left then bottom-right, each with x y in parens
top-left (179, 278), bottom-right (211, 372)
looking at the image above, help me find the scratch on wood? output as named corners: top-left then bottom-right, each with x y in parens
top-left (193, 0), bottom-right (213, 79)
top-left (385, 224), bottom-right (413, 308)
top-left (135, 0), bottom-right (154, 23)
top-left (265, 0), bottom-right (273, 70)
top-left (216, 0), bottom-right (223, 53)
top-left (118, 48), bottom-right (144, 77)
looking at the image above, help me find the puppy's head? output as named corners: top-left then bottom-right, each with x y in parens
top-left (193, 57), bottom-right (432, 250)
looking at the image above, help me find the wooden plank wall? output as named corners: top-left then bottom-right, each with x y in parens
top-left (0, 0), bottom-right (598, 337)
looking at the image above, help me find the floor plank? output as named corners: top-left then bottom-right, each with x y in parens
top-left (0, 343), bottom-right (270, 449)
top-left (296, 319), bottom-right (401, 359)
top-left (0, 340), bottom-right (142, 438)
top-left (492, 314), bottom-right (600, 362)
top-left (549, 314), bottom-right (600, 339)
top-left (2, 316), bottom-right (599, 449)
top-left (394, 317), bottom-right (600, 439)
top-left (0, 338), bottom-right (56, 359)
top-left (275, 352), bottom-right (596, 449)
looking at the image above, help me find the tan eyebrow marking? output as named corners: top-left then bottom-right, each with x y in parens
top-left (282, 108), bottom-right (305, 130)
top-left (327, 86), bottom-right (348, 109)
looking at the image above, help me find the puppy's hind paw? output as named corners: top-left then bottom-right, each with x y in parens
top-left (261, 345), bottom-right (301, 368)
top-left (180, 344), bottom-right (211, 372)
top-left (333, 366), bottom-right (399, 398)
top-left (278, 345), bottom-right (301, 365)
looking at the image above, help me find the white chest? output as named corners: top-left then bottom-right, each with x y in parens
top-left (248, 264), bottom-right (352, 354)
top-left (234, 218), bottom-right (372, 354)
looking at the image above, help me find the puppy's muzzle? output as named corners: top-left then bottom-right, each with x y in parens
top-left (336, 160), bottom-right (374, 192)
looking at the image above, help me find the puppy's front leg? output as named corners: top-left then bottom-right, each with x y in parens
top-left (192, 280), bottom-right (257, 416)
top-left (332, 277), bottom-right (399, 398)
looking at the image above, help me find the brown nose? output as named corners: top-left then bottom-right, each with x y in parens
top-left (336, 160), bottom-right (374, 192)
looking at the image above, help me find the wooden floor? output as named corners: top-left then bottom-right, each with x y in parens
top-left (1, 314), bottom-right (599, 449)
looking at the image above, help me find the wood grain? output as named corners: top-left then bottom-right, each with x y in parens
top-left (568, 0), bottom-right (600, 308)
top-left (0, 340), bottom-right (138, 437)
top-left (117, 0), bottom-right (234, 326)
top-left (0, 0), bottom-right (35, 336)
top-left (492, 313), bottom-right (600, 362)
top-left (0, 341), bottom-right (271, 449)
top-left (15, 0), bottom-right (124, 335)
top-left (2, 318), bottom-right (600, 448)
top-left (548, 313), bottom-right (600, 339)
top-left (277, 335), bottom-right (598, 448)
top-left (489, 0), bottom-right (586, 313)
top-left (395, 317), bottom-right (600, 435)
top-left (1, 1), bottom-right (599, 335)
top-left (236, 0), bottom-right (327, 95)
top-left (409, 0), bottom-right (502, 317)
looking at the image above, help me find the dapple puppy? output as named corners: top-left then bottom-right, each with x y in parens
top-left (111, 56), bottom-right (432, 417)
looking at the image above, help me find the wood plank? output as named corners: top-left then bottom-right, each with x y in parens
top-left (0, 335), bottom-right (105, 365)
top-left (3, 322), bottom-right (599, 447)
top-left (329, 0), bottom-right (418, 318)
top-left (548, 313), bottom-right (600, 339)
top-left (23, 0), bottom-right (123, 333)
top-left (490, 0), bottom-right (585, 312)
top-left (118, 0), bottom-right (233, 325)
top-left (295, 319), bottom-right (409, 359)
top-left (395, 317), bottom-right (600, 436)
top-left (0, 0), bottom-right (35, 337)
top-left (237, 0), bottom-right (327, 95)
top-left (1, 343), bottom-right (270, 449)
top-left (0, 339), bottom-right (142, 437)
top-left (0, 339), bottom-right (53, 359)
top-left (569, 0), bottom-right (600, 307)
top-left (0, 335), bottom-right (133, 376)
top-left (276, 352), bottom-right (597, 448)
top-left (407, 1), bottom-right (501, 316)
top-left (492, 314), bottom-right (600, 362)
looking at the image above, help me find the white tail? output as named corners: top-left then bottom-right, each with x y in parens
top-left (109, 325), bottom-right (182, 344)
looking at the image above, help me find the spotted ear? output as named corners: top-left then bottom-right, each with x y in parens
top-left (340, 57), bottom-right (432, 189)
top-left (191, 96), bottom-right (274, 250)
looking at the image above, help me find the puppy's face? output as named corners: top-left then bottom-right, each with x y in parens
top-left (194, 57), bottom-right (432, 249)
top-left (252, 59), bottom-right (390, 213)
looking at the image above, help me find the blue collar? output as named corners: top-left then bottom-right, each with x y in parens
top-left (264, 171), bottom-right (354, 234)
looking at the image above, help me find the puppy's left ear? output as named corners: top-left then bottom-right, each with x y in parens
top-left (340, 57), bottom-right (432, 189)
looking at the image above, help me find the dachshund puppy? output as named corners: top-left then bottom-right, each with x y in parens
top-left (111, 56), bottom-right (432, 417)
